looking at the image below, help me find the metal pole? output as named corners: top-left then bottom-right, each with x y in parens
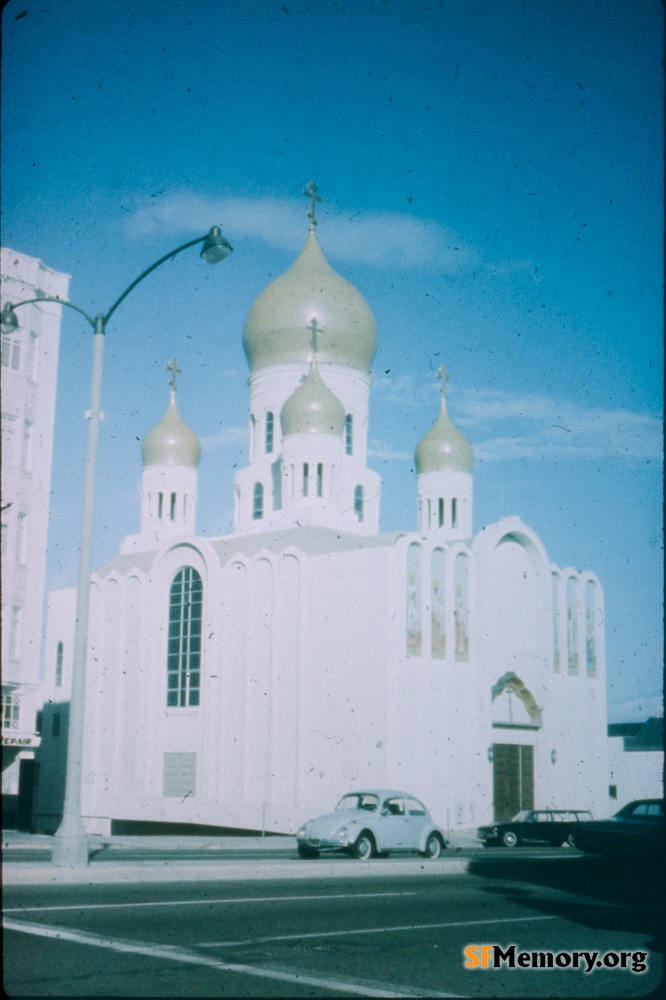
top-left (51, 315), bottom-right (106, 866)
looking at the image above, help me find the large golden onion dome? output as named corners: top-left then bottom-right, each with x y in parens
top-left (142, 391), bottom-right (201, 469)
top-left (280, 358), bottom-right (346, 437)
top-left (243, 228), bottom-right (377, 374)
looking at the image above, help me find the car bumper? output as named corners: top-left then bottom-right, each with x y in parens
top-left (297, 837), bottom-right (354, 853)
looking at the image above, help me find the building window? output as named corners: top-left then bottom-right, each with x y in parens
top-left (567, 576), bottom-right (579, 674)
top-left (303, 463), bottom-right (309, 497)
top-left (52, 713), bottom-right (61, 737)
top-left (454, 553), bottom-right (469, 661)
top-left (345, 414), bottom-right (353, 456)
top-left (451, 498), bottom-right (457, 529)
top-left (354, 484), bottom-right (364, 522)
top-left (17, 513), bottom-right (27, 564)
top-left (170, 492), bottom-right (176, 521)
top-left (585, 580), bottom-right (597, 676)
top-left (2, 693), bottom-right (20, 730)
top-left (316, 463), bottom-right (323, 497)
top-left (265, 411), bottom-right (274, 454)
top-left (1, 331), bottom-right (21, 370)
top-left (438, 497), bottom-right (444, 528)
top-left (431, 547), bottom-right (446, 659)
top-left (552, 572), bottom-right (561, 673)
top-left (167, 567), bottom-right (203, 708)
top-left (29, 332), bottom-right (40, 382)
top-left (10, 607), bottom-right (22, 659)
top-left (22, 421), bottom-right (33, 472)
top-left (56, 641), bottom-right (64, 688)
top-left (406, 542), bottom-right (422, 656)
top-left (253, 482), bottom-right (264, 520)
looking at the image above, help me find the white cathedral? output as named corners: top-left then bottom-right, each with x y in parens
top-left (37, 198), bottom-right (609, 837)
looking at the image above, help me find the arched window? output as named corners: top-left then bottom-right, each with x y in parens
top-left (354, 484), bottom-right (364, 521)
top-left (253, 482), bottom-right (264, 520)
top-left (431, 548), bottom-right (446, 658)
top-left (567, 576), bottom-right (579, 674)
top-left (454, 553), bottom-right (469, 661)
top-left (345, 414), bottom-right (353, 456)
top-left (406, 542), bottom-right (422, 656)
top-left (551, 572), bottom-right (561, 673)
top-left (265, 411), bottom-right (274, 454)
top-left (316, 463), bottom-right (323, 497)
top-left (167, 567), bottom-right (202, 708)
top-left (585, 580), bottom-right (597, 676)
top-left (55, 641), bottom-right (63, 688)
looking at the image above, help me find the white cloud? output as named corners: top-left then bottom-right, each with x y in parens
top-left (122, 190), bottom-right (524, 275)
top-left (200, 426), bottom-right (248, 450)
top-left (460, 390), bottom-right (664, 463)
top-left (368, 440), bottom-right (413, 461)
top-left (373, 375), bottom-right (663, 464)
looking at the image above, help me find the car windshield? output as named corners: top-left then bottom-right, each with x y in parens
top-left (512, 811), bottom-right (534, 822)
top-left (336, 793), bottom-right (379, 812)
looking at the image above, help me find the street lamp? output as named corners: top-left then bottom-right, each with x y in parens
top-left (1, 227), bottom-right (232, 866)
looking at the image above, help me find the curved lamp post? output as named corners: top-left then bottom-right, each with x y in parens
top-left (1, 226), bottom-right (232, 866)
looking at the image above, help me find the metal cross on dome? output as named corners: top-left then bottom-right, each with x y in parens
top-left (302, 180), bottom-right (322, 227)
top-left (436, 365), bottom-right (450, 398)
top-left (308, 317), bottom-right (323, 355)
top-left (167, 358), bottom-right (182, 391)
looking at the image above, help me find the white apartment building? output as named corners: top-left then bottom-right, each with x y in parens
top-left (1, 247), bottom-right (69, 829)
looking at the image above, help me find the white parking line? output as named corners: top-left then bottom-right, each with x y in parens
top-left (3, 918), bottom-right (462, 998)
top-left (3, 889), bottom-right (416, 914)
top-left (199, 912), bottom-right (559, 948)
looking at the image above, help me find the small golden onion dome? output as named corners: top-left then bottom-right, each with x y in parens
top-left (280, 358), bottom-right (346, 437)
top-left (415, 395), bottom-right (473, 474)
top-left (243, 229), bottom-right (377, 374)
top-left (141, 392), bottom-right (201, 469)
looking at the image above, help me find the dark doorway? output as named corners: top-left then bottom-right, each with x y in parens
top-left (493, 743), bottom-right (534, 821)
top-left (17, 758), bottom-right (36, 831)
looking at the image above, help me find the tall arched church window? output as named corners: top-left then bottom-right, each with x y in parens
top-left (431, 548), bottom-right (446, 659)
top-left (566, 576), bottom-right (579, 674)
top-left (406, 542), bottom-right (422, 656)
top-left (585, 580), bottom-right (597, 676)
top-left (551, 572), bottom-right (561, 673)
top-left (167, 567), bottom-right (202, 708)
top-left (253, 482), bottom-right (264, 520)
top-left (354, 484), bottom-right (364, 522)
top-left (55, 641), bottom-right (64, 688)
top-left (265, 411), bottom-right (274, 454)
top-left (454, 553), bottom-right (469, 661)
top-left (345, 414), bottom-right (353, 456)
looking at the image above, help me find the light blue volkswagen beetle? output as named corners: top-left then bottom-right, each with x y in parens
top-left (296, 790), bottom-right (448, 860)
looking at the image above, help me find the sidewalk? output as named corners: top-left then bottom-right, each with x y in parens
top-left (2, 828), bottom-right (480, 886)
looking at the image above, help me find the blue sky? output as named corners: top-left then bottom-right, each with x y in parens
top-left (1, 0), bottom-right (663, 720)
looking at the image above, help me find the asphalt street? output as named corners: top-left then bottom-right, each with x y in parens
top-left (3, 846), bottom-right (663, 997)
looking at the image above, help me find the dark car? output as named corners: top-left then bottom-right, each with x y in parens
top-left (572, 798), bottom-right (664, 856)
top-left (477, 809), bottom-right (594, 848)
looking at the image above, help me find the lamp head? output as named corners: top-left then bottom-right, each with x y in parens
top-left (200, 226), bottom-right (233, 264)
top-left (1, 302), bottom-right (20, 334)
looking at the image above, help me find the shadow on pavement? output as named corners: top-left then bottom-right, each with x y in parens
top-left (466, 852), bottom-right (665, 955)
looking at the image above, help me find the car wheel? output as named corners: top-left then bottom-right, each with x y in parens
top-left (297, 845), bottom-right (320, 859)
top-left (502, 830), bottom-right (519, 848)
top-left (423, 833), bottom-right (444, 859)
top-left (567, 833), bottom-right (577, 848)
top-left (352, 832), bottom-right (375, 860)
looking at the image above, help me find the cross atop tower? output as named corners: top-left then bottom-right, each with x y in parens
top-left (307, 317), bottom-right (323, 355)
top-left (436, 365), bottom-right (450, 399)
top-left (302, 180), bottom-right (322, 228)
top-left (167, 358), bottom-right (182, 392)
